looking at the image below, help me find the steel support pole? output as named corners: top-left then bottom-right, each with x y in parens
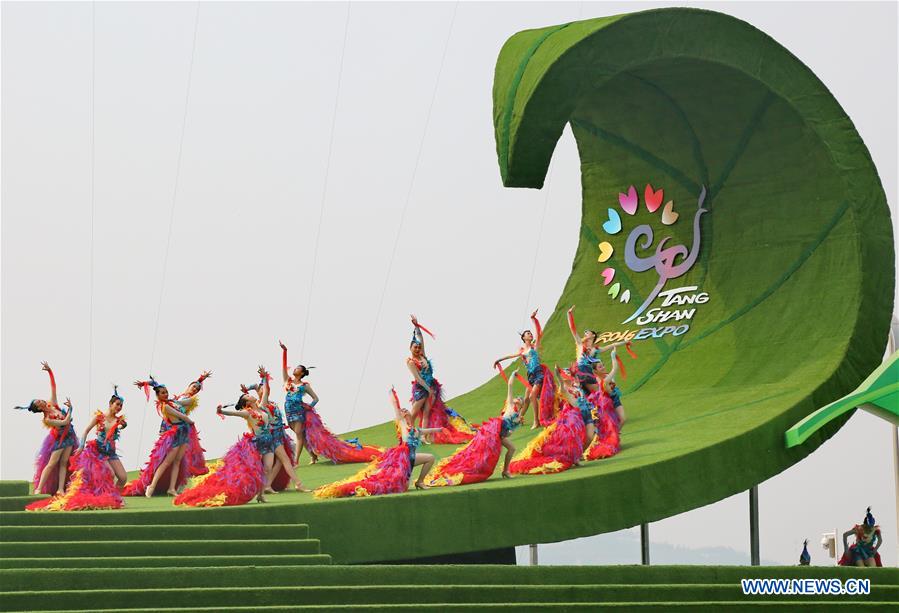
top-left (750, 485), bottom-right (760, 565)
top-left (640, 523), bottom-right (650, 565)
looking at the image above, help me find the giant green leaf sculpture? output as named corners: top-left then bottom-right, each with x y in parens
top-left (303, 8), bottom-right (893, 563)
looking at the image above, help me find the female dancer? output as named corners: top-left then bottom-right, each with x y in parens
top-left (314, 388), bottom-right (441, 498)
top-left (279, 341), bottom-right (319, 464)
top-left (426, 368), bottom-right (523, 487)
top-left (566, 306), bottom-right (626, 394)
top-left (27, 386), bottom-right (127, 511)
top-left (583, 350), bottom-right (622, 461)
top-left (509, 369), bottom-right (587, 475)
top-left (494, 310), bottom-right (555, 428)
top-left (241, 378), bottom-right (297, 494)
top-left (123, 376), bottom-right (207, 497)
top-left (16, 362), bottom-right (78, 496)
top-left (157, 371), bottom-right (211, 431)
top-left (176, 369), bottom-right (309, 506)
top-left (839, 507), bottom-right (883, 567)
top-left (407, 315), bottom-right (475, 444)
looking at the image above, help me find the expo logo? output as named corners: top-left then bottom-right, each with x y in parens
top-left (597, 183), bottom-right (709, 339)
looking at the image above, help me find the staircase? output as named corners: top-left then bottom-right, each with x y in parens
top-left (1, 482), bottom-right (897, 611)
top-left (0, 479), bottom-right (47, 511)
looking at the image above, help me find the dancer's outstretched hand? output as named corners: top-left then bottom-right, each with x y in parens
top-left (278, 340), bottom-right (287, 351)
top-left (41, 361), bottom-right (51, 372)
top-left (531, 309), bottom-right (539, 318)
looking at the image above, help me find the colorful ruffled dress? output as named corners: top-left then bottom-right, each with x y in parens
top-left (838, 525), bottom-right (883, 567)
top-left (509, 402), bottom-right (586, 475)
top-left (409, 362), bottom-right (475, 444)
top-left (122, 400), bottom-right (208, 496)
top-left (426, 410), bottom-right (521, 487)
top-left (523, 347), bottom-right (557, 426)
top-left (574, 346), bottom-right (602, 388)
top-left (27, 412), bottom-right (125, 511)
top-left (175, 408), bottom-right (269, 507)
top-left (263, 401), bottom-right (300, 491)
top-left (303, 405), bottom-right (383, 464)
top-left (284, 382), bottom-right (308, 425)
top-left (314, 427), bottom-right (421, 498)
top-left (31, 406), bottom-right (79, 495)
top-left (582, 390), bottom-right (621, 461)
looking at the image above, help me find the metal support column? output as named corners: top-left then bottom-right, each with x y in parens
top-left (640, 523), bottom-right (650, 565)
top-left (529, 544), bottom-right (538, 566)
top-left (750, 485), bottom-right (760, 565)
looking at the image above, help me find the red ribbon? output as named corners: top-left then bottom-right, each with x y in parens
top-left (616, 354), bottom-right (627, 380)
top-left (495, 363), bottom-right (509, 383)
top-left (415, 322), bottom-right (436, 340)
top-left (625, 342), bottom-right (638, 360)
top-left (139, 382), bottom-right (151, 402)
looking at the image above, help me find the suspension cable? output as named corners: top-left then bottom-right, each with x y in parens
top-left (300, 1), bottom-right (352, 358)
top-left (134, 1), bottom-right (201, 466)
top-left (346, 1), bottom-right (460, 431)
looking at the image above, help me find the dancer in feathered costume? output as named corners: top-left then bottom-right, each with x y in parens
top-left (426, 368), bottom-right (523, 487)
top-left (27, 386), bottom-right (127, 511)
top-left (279, 341), bottom-right (320, 464)
top-left (240, 378), bottom-right (298, 493)
top-left (582, 350), bottom-right (622, 461)
top-left (407, 315), bottom-right (475, 444)
top-left (15, 362), bottom-right (78, 495)
top-left (314, 388), bottom-right (442, 498)
top-left (123, 375), bottom-right (208, 497)
top-left (155, 370), bottom-right (212, 469)
top-left (839, 507), bottom-right (883, 567)
top-left (566, 305), bottom-right (627, 389)
top-left (177, 367), bottom-right (310, 506)
top-left (494, 310), bottom-right (556, 429)
top-left (509, 371), bottom-right (587, 475)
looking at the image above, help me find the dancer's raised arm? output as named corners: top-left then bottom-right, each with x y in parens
top-left (505, 368), bottom-right (518, 408)
top-left (531, 310), bottom-right (544, 348)
top-left (597, 340), bottom-right (628, 354)
top-left (279, 341), bottom-right (290, 383)
top-left (493, 353), bottom-right (521, 369)
top-left (567, 306), bottom-right (580, 344)
top-left (390, 387), bottom-right (404, 423)
top-left (41, 361), bottom-right (58, 407)
top-left (217, 404), bottom-right (253, 420)
top-left (410, 315), bottom-right (426, 356)
top-left (603, 349), bottom-right (620, 385)
top-left (258, 366), bottom-right (271, 406)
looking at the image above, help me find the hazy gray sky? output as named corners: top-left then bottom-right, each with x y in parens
top-left (2, 1), bottom-right (896, 566)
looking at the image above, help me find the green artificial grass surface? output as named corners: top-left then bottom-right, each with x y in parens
top-left (32, 606), bottom-right (899, 613)
top-left (4, 585), bottom-right (897, 611)
top-left (1, 565), bottom-right (895, 592)
top-left (2, 8), bottom-right (894, 567)
top-left (0, 555), bottom-right (333, 570)
top-left (0, 481), bottom-right (29, 497)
